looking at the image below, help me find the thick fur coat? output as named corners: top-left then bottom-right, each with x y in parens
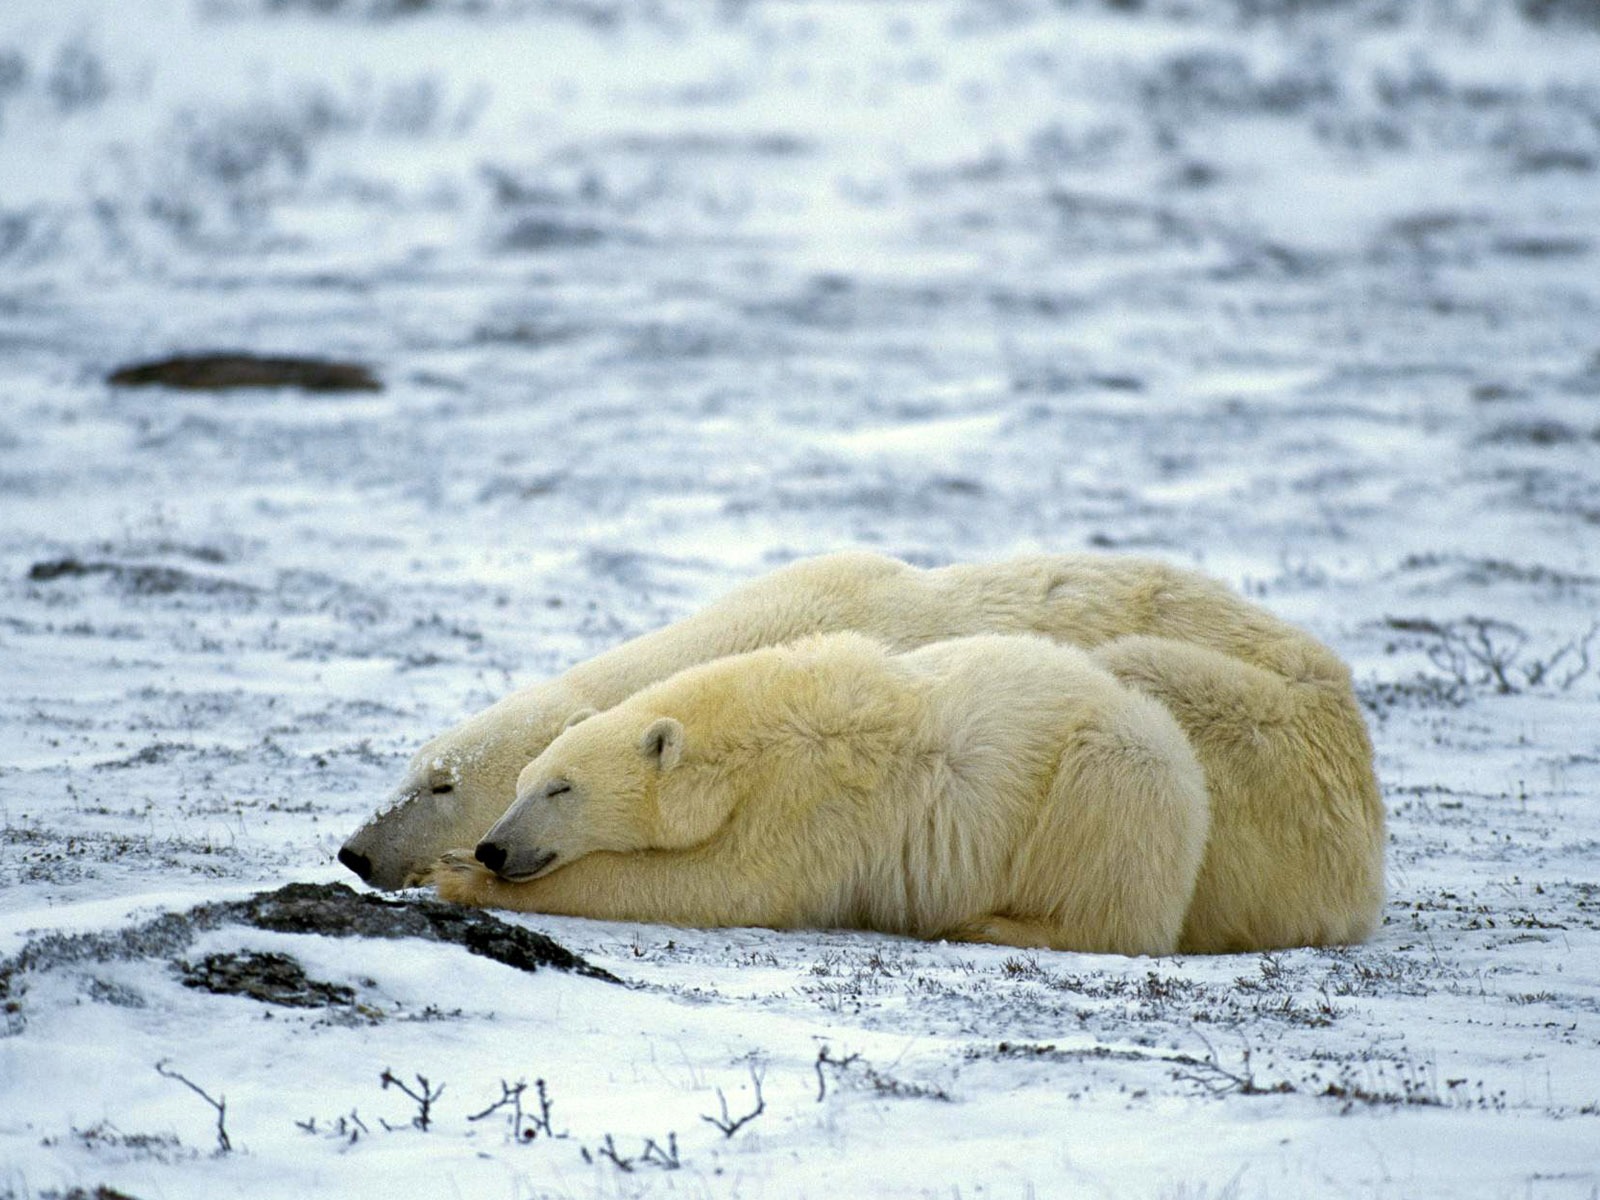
top-left (342, 551), bottom-right (1383, 914)
top-left (437, 633), bottom-right (1213, 956)
top-left (436, 628), bottom-right (1385, 955)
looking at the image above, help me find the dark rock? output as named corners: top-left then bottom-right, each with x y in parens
top-left (1518, 0), bottom-right (1600, 29)
top-left (179, 950), bottom-right (356, 1008)
top-left (44, 1183), bottom-right (148, 1199)
top-left (107, 353), bottom-right (382, 393)
top-left (500, 216), bottom-right (611, 252)
top-left (27, 557), bottom-right (101, 583)
top-left (26, 558), bottom-right (256, 597)
top-left (1476, 419), bottom-right (1582, 447)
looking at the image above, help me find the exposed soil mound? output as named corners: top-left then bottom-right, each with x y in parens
top-left (223, 882), bottom-right (617, 981)
top-left (107, 354), bottom-right (381, 393)
top-left (27, 558), bottom-right (256, 597)
top-left (1, 881), bottom-right (614, 1032)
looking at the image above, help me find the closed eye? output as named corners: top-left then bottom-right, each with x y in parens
top-left (544, 781), bottom-right (572, 799)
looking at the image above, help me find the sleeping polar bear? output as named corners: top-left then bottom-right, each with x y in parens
top-left (344, 552), bottom-right (1381, 950)
top-left (437, 632), bottom-right (1213, 956)
top-left (436, 629), bottom-right (1384, 956)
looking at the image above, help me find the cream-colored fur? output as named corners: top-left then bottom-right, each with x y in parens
top-left (437, 633), bottom-right (1212, 957)
top-left (1090, 636), bottom-right (1383, 952)
top-left (436, 624), bottom-right (1384, 954)
top-left (344, 551), bottom-right (1381, 923)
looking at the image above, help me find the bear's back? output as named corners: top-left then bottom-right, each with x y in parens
top-left (896, 635), bottom-right (1159, 790)
top-left (922, 555), bottom-right (1346, 686)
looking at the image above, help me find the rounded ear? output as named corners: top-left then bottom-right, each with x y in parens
top-left (638, 716), bottom-right (685, 771)
top-left (562, 706), bottom-right (599, 732)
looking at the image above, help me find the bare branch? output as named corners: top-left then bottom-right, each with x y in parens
top-left (467, 1079), bottom-right (525, 1132)
top-left (1169, 1034), bottom-right (1294, 1098)
top-left (529, 1078), bottom-right (558, 1138)
top-left (1402, 614), bottom-right (1597, 697)
top-left (641, 1132), bottom-right (681, 1169)
top-left (815, 1047), bottom-right (860, 1102)
top-left (466, 1077), bottom-right (560, 1142)
top-left (813, 1046), bottom-right (950, 1101)
top-left (380, 1068), bottom-right (444, 1131)
top-left (1558, 621), bottom-right (1599, 690)
top-left (701, 1066), bottom-right (766, 1138)
top-left (594, 1133), bottom-right (634, 1171)
top-left (154, 1059), bottom-right (231, 1154)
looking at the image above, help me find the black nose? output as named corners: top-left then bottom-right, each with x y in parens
top-left (475, 841), bottom-right (507, 873)
top-left (337, 846), bottom-right (373, 882)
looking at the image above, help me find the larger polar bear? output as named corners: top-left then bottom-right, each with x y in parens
top-left (436, 633), bottom-right (1214, 957)
top-left (342, 553), bottom-right (1381, 929)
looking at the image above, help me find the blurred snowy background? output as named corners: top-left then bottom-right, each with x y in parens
top-left (2, 0), bottom-right (1599, 1196)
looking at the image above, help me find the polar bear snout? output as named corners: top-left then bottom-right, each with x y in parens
top-left (337, 844), bottom-right (373, 882)
top-left (474, 840), bottom-right (507, 873)
top-left (475, 839), bottom-right (558, 882)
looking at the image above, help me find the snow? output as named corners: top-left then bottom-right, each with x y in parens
top-left (3, 0), bottom-right (1600, 1196)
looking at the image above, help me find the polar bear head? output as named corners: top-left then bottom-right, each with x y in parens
top-left (472, 700), bottom-right (729, 882)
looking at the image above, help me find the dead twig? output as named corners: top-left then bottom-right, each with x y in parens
top-left (380, 1068), bottom-right (444, 1131)
top-left (295, 1110), bottom-right (369, 1144)
top-left (527, 1078), bottom-right (557, 1137)
top-left (467, 1079), bottom-right (527, 1138)
top-left (582, 1131), bottom-right (681, 1171)
top-left (701, 1066), bottom-right (766, 1138)
top-left (1170, 1033), bottom-right (1294, 1098)
top-left (584, 1133), bottom-right (634, 1171)
top-left (1401, 615), bottom-right (1599, 696)
top-left (814, 1046), bottom-right (951, 1102)
top-left (154, 1059), bottom-right (231, 1154)
top-left (815, 1047), bottom-right (861, 1101)
top-left (1540, 620), bottom-right (1599, 690)
top-left (641, 1132), bottom-right (681, 1169)
top-left (467, 1077), bottom-right (561, 1141)
top-left (1426, 617), bottom-right (1526, 694)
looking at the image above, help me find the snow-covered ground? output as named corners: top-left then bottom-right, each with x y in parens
top-left (3, 0), bottom-right (1599, 1195)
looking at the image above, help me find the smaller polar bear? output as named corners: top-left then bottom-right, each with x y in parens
top-left (434, 632), bottom-right (1212, 957)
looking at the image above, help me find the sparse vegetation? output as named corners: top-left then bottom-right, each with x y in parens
top-left (1369, 615), bottom-right (1600, 709)
top-left (467, 1077), bottom-right (563, 1141)
top-left (63, 1121), bottom-right (195, 1165)
top-left (700, 1065), bottom-right (766, 1137)
top-left (154, 1061), bottom-right (232, 1154)
top-left (581, 1131), bottom-right (682, 1171)
top-left (1170, 1038), bottom-right (1296, 1098)
top-left (378, 1069), bottom-right (444, 1131)
top-left (815, 1047), bottom-right (952, 1102)
top-left (294, 1109), bottom-right (371, 1144)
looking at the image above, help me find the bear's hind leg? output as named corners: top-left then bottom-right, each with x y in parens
top-left (1091, 635), bottom-right (1384, 953)
top-left (1007, 694), bottom-right (1210, 958)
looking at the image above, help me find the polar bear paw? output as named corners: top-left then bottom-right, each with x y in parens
top-left (428, 848), bottom-right (496, 904)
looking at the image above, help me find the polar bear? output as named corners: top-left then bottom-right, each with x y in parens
top-left (435, 629), bottom-right (1384, 954)
top-left (434, 632), bottom-right (1213, 957)
top-left (342, 551), bottom-right (1376, 899)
